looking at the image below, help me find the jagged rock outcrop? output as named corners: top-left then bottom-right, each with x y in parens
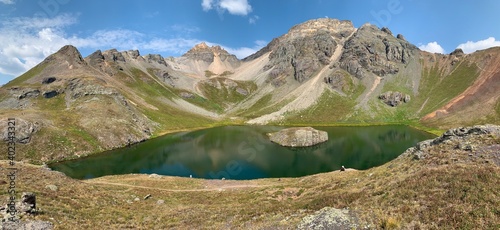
top-left (323, 71), bottom-right (350, 93)
top-left (85, 50), bottom-right (105, 66)
top-left (268, 127), bottom-right (328, 147)
top-left (145, 54), bottom-right (167, 66)
top-left (124, 50), bottom-right (140, 59)
top-left (379, 91), bottom-right (411, 107)
top-left (339, 24), bottom-right (418, 79)
top-left (182, 42), bottom-right (240, 65)
top-left (401, 124), bottom-right (500, 162)
top-left (450, 48), bottom-right (465, 57)
top-left (153, 70), bottom-right (178, 87)
top-left (102, 49), bottom-right (125, 62)
top-left (66, 78), bottom-right (116, 99)
top-left (261, 19), bottom-right (355, 85)
top-left (42, 45), bottom-right (86, 68)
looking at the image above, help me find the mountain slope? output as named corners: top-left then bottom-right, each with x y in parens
top-left (0, 18), bottom-right (499, 163)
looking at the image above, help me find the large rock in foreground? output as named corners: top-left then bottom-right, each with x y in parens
top-left (268, 127), bottom-right (328, 147)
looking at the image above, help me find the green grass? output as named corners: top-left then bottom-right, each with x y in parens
top-left (205, 70), bottom-right (216, 77)
top-left (174, 89), bottom-right (224, 113)
top-left (411, 61), bottom-right (479, 116)
top-left (219, 71), bottom-right (234, 77)
top-left (381, 74), bottom-right (414, 96)
top-left (283, 90), bottom-right (356, 125)
top-left (35, 93), bottom-right (66, 110)
top-left (127, 68), bottom-right (177, 100)
top-left (237, 93), bottom-right (273, 118)
top-left (198, 78), bottom-right (256, 110)
top-left (68, 126), bottom-right (101, 149)
top-left (4, 62), bottom-right (48, 87)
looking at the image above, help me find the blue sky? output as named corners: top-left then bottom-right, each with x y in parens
top-left (1, 0), bottom-right (500, 85)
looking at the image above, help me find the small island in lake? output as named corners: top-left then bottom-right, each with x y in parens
top-left (268, 127), bottom-right (328, 147)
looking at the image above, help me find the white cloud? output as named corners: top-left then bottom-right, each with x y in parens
top-left (202, 0), bottom-right (214, 11)
top-left (201, 0), bottom-right (252, 16)
top-left (418, 42), bottom-right (445, 54)
top-left (0, 13), bottom-right (266, 84)
top-left (0, 0), bottom-right (15, 4)
top-left (0, 14), bottom-right (202, 80)
top-left (170, 24), bottom-right (201, 35)
top-left (457, 37), bottom-right (500, 54)
top-left (249, 15), bottom-right (259, 24)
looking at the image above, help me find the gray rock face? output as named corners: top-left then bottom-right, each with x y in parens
top-left (102, 49), bottom-right (125, 62)
top-left (125, 50), bottom-right (140, 59)
top-left (266, 31), bottom-right (338, 83)
top-left (339, 24), bottom-right (417, 79)
top-left (268, 127), bottom-right (328, 147)
top-left (248, 19), bottom-right (355, 86)
top-left (153, 70), bottom-right (178, 87)
top-left (1, 118), bottom-right (40, 144)
top-left (85, 50), bottom-right (105, 66)
top-left (43, 45), bottom-right (86, 67)
top-left (145, 54), bottom-right (167, 66)
top-left (66, 78), bottom-right (117, 99)
top-left (15, 89), bottom-right (40, 100)
top-left (324, 72), bottom-right (349, 92)
top-left (379, 91), bottom-right (410, 107)
top-left (182, 42), bottom-right (240, 66)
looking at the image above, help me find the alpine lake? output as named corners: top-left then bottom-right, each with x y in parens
top-left (50, 125), bottom-right (435, 180)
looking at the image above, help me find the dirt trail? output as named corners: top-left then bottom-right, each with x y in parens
top-left (359, 76), bottom-right (382, 106)
top-left (86, 180), bottom-right (272, 192)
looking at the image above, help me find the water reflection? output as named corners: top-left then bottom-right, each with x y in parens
top-left (50, 125), bottom-right (434, 180)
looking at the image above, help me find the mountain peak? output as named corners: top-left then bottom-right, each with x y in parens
top-left (186, 42), bottom-right (228, 55)
top-left (43, 45), bottom-right (86, 66)
top-left (287, 18), bottom-right (354, 37)
top-left (193, 42), bottom-right (210, 50)
top-left (182, 42), bottom-right (238, 63)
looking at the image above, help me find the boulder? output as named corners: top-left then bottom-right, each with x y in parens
top-left (1, 118), bottom-right (40, 144)
top-left (298, 207), bottom-right (360, 229)
top-left (179, 92), bottom-right (195, 99)
top-left (42, 90), bottom-right (59, 99)
top-left (41, 77), bottom-right (56, 84)
top-left (18, 192), bottom-right (36, 214)
top-left (268, 127), bottom-right (328, 147)
top-left (379, 91), bottom-right (410, 107)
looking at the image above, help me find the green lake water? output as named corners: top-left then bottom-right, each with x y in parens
top-left (49, 125), bottom-right (435, 180)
